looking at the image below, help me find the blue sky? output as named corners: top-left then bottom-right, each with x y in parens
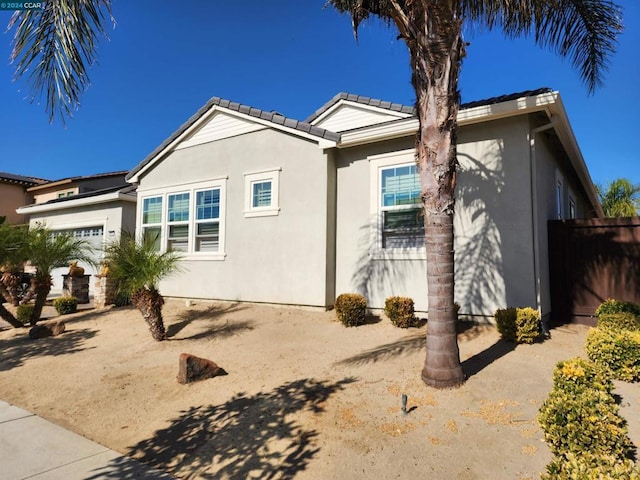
top-left (0, 1), bottom-right (638, 187)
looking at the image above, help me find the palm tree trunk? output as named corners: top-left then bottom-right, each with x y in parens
top-left (397, 3), bottom-right (465, 387)
top-left (30, 275), bottom-right (52, 326)
top-left (0, 300), bottom-right (23, 328)
top-left (131, 288), bottom-right (166, 341)
top-left (1, 272), bottom-right (22, 306)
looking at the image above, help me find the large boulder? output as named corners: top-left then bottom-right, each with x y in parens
top-left (29, 321), bottom-right (66, 339)
top-left (177, 353), bottom-right (227, 384)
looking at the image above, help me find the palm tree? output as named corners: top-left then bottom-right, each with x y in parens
top-left (7, 0), bottom-right (114, 124)
top-left (328, 0), bottom-right (622, 387)
top-left (0, 223), bottom-right (30, 327)
top-left (104, 232), bottom-right (182, 341)
top-left (597, 178), bottom-right (640, 217)
top-left (24, 225), bottom-right (96, 325)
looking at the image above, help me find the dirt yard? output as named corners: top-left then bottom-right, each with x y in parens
top-left (1, 300), bottom-right (638, 479)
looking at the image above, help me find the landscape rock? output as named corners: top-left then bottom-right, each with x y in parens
top-left (29, 321), bottom-right (66, 339)
top-left (177, 353), bottom-right (227, 384)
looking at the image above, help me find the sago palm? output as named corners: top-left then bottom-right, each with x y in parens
top-left (597, 178), bottom-right (640, 217)
top-left (24, 225), bottom-right (96, 325)
top-left (329, 0), bottom-right (622, 387)
top-left (0, 223), bottom-right (30, 327)
top-left (104, 231), bottom-right (182, 341)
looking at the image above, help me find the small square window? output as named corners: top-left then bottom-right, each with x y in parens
top-left (244, 169), bottom-right (280, 217)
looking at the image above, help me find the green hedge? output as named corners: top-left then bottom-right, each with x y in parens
top-left (335, 293), bottom-right (367, 327)
top-left (53, 296), bottom-right (78, 315)
top-left (384, 296), bottom-right (418, 328)
top-left (542, 452), bottom-right (640, 480)
top-left (17, 304), bottom-right (34, 324)
top-left (494, 307), bottom-right (540, 344)
top-left (595, 299), bottom-right (640, 318)
top-left (551, 357), bottom-right (612, 395)
top-left (585, 327), bottom-right (640, 382)
top-left (597, 312), bottom-right (640, 332)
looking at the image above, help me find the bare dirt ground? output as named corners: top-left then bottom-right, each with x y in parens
top-left (1, 300), bottom-right (638, 480)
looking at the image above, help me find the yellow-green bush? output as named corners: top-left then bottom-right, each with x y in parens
top-left (552, 357), bottom-right (612, 395)
top-left (585, 327), bottom-right (640, 382)
top-left (384, 296), bottom-right (418, 328)
top-left (17, 304), bottom-right (34, 324)
top-left (335, 293), bottom-right (367, 327)
top-left (53, 296), bottom-right (78, 315)
top-left (595, 299), bottom-right (640, 318)
top-left (494, 307), bottom-right (540, 343)
top-left (542, 452), bottom-right (640, 480)
top-left (597, 312), bottom-right (640, 332)
top-left (538, 387), bottom-right (633, 458)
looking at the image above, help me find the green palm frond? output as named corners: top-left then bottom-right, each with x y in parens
top-left (104, 231), bottom-right (183, 295)
top-left (0, 223), bottom-right (30, 272)
top-left (597, 178), bottom-right (640, 217)
top-left (7, 0), bottom-right (114, 124)
top-left (26, 224), bottom-right (97, 278)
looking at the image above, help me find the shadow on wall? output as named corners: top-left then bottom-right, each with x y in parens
top-left (85, 377), bottom-right (356, 480)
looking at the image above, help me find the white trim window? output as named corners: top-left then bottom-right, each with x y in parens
top-left (568, 187), bottom-right (577, 219)
top-left (244, 168), bottom-right (280, 217)
top-left (555, 170), bottom-right (564, 219)
top-left (142, 196), bottom-right (163, 251)
top-left (369, 150), bottom-right (425, 258)
top-left (138, 178), bottom-right (226, 259)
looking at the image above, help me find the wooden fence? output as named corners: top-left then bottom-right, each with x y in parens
top-left (548, 217), bottom-right (640, 324)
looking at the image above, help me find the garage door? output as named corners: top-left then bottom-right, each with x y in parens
top-left (50, 226), bottom-right (104, 295)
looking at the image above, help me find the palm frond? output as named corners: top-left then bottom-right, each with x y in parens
top-left (7, 0), bottom-right (114, 124)
top-left (461, 0), bottom-right (623, 93)
top-left (0, 223), bottom-right (30, 271)
top-left (597, 178), bottom-right (640, 217)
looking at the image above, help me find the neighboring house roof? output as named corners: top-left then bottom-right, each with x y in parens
top-left (0, 171), bottom-right (49, 186)
top-left (126, 97), bottom-right (341, 183)
top-left (17, 184), bottom-right (136, 215)
top-left (27, 170), bottom-right (129, 192)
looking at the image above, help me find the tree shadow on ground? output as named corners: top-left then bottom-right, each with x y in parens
top-left (85, 377), bottom-right (356, 480)
top-left (0, 328), bottom-right (97, 372)
top-left (166, 303), bottom-right (246, 339)
top-left (461, 339), bottom-right (516, 379)
top-left (171, 320), bottom-right (255, 342)
top-left (337, 334), bottom-right (425, 366)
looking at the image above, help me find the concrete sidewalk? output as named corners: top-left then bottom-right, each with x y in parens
top-left (0, 400), bottom-right (174, 480)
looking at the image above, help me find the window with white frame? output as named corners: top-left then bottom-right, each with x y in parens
top-left (139, 179), bottom-right (226, 257)
top-left (142, 196), bottom-right (163, 251)
top-left (555, 171), bottom-right (564, 219)
top-left (244, 169), bottom-right (280, 217)
top-left (369, 150), bottom-right (424, 256)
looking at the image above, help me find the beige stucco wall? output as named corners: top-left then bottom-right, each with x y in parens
top-left (1, 183), bottom-right (31, 224)
top-left (138, 128), bottom-right (333, 307)
top-left (33, 187), bottom-right (79, 204)
top-left (27, 200), bottom-right (136, 295)
top-left (334, 116), bottom-right (538, 316)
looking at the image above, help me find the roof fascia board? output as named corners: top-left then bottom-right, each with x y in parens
top-left (129, 105), bottom-right (337, 184)
top-left (27, 178), bottom-right (74, 192)
top-left (310, 99), bottom-right (413, 126)
top-left (339, 91), bottom-right (558, 147)
top-left (16, 191), bottom-right (136, 215)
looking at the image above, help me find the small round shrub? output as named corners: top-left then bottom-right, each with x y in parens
top-left (53, 296), bottom-right (78, 315)
top-left (335, 293), bottom-right (366, 327)
top-left (552, 357), bottom-right (612, 395)
top-left (515, 307), bottom-right (540, 344)
top-left (585, 327), bottom-right (640, 382)
top-left (538, 387), bottom-right (633, 458)
top-left (597, 312), bottom-right (640, 332)
top-left (595, 299), bottom-right (640, 318)
top-left (495, 308), bottom-right (517, 341)
top-left (16, 304), bottom-right (34, 324)
top-left (542, 452), bottom-right (640, 480)
top-left (384, 296), bottom-right (418, 328)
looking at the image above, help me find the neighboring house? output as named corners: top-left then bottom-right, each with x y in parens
top-left (126, 88), bottom-right (602, 321)
top-left (0, 172), bottom-right (48, 224)
top-left (27, 170), bottom-right (129, 204)
top-left (16, 178), bottom-right (137, 297)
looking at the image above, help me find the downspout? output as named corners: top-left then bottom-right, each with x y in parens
top-left (529, 115), bottom-right (557, 320)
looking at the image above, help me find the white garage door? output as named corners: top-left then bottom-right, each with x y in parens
top-left (50, 226), bottom-right (104, 295)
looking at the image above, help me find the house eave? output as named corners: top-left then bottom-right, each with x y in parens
top-left (16, 191), bottom-right (136, 215)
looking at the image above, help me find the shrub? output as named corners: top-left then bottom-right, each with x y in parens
top-left (598, 312), bottom-right (640, 332)
top-left (595, 299), bottom-right (640, 318)
top-left (335, 293), bottom-right (366, 327)
top-left (552, 357), bottom-right (612, 395)
top-left (542, 452), bottom-right (640, 480)
top-left (585, 327), bottom-right (640, 382)
top-left (495, 307), bottom-right (540, 343)
top-left (16, 304), bottom-right (34, 324)
top-left (53, 296), bottom-right (78, 315)
top-left (538, 387), bottom-right (633, 458)
top-left (384, 296), bottom-right (418, 328)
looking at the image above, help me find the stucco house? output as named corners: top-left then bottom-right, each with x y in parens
top-left (16, 172), bottom-right (136, 296)
top-left (125, 88), bottom-right (602, 321)
top-left (0, 172), bottom-right (48, 224)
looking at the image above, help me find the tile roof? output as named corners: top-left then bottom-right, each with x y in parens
top-left (127, 97), bottom-right (341, 182)
top-left (0, 171), bottom-right (49, 186)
